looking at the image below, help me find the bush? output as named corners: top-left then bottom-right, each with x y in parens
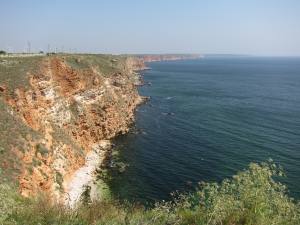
top-left (35, 143), bottom-right (49, 157)
top-left (0, 184), bottom-right (27, 224)
top-left (1, 162), bottom-right (299, 225)
top-left (0, 50), bottom-right (6, 55)
top-left (172, 161), bottom-right (300, 225)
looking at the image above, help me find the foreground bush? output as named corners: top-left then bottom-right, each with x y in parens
top-left (1, 162), bottom-right (299, 225)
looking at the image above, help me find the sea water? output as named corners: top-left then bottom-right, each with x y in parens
top-left (110, 57), bottom-right (300, 203)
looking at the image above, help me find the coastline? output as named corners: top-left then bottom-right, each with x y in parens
top-left (62, 55), bottom-right (201, 207)
top-left (0, 54), bottom-right (200, 207)
top-left (63, 96), bottom-right (148, 208)
top-left (62, 67), bottom-right (148, 207)
top-left (63, 140), bottom-right (111, 207)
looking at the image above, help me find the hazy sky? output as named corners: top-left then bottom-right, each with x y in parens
top-left (1, 0), bottom-right (300, 55)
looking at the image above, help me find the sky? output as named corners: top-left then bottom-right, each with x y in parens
top-left (0, 0), bottom-right (300, 56)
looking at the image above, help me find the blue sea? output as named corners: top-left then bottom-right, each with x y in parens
top-left (110, 56), bottom-right (300, 203)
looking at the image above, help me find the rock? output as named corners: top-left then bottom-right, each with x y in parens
top-left (0, 85), bottom-right (5, 92)
top-left (93, 77), bottom-right (100, 85)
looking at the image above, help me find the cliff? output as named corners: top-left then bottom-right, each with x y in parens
top-left (0, 53), bottom-right (199, 206)
top-left (137, 54), bottom-right (201, 62)
top-left (0, 54), bottom-right (144, 204)
top-left (130, 54), bottom-right (202, 70)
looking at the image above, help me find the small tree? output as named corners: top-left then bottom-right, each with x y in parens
top-left (0, 50), bottom-right (6, 55)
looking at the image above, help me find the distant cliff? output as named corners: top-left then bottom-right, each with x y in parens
top-left (130, 54), bottom-right (202, 70)
top-left (138, 54), bottom-right (201, 62)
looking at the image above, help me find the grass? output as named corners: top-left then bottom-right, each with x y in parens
top-left (0, 56), bottom-right (43, 95)
top-left (1, 161), bottom-right (299, 225)
top-left (63, 54), bottom-right (128, 77)
top-left (0, 99), bottom-right (42, 183)
top-left (0, 53), bottom-right (128, 94)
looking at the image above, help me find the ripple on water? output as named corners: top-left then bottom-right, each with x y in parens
top-left (110, 57), bottom-right (300, 203)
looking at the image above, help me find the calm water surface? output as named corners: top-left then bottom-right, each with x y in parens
top-left (110, 57), bottom-right (300, 203)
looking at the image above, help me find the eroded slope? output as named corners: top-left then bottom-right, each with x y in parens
top-left (0, 54), bottom-right (143, 202)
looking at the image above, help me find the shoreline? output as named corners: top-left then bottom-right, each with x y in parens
top-left (63, 68), bottom-right (148, 208)
top-left (63, 140), bottom-right (111, 208)
top-left (0, 54), bottom-right (201, 207)
top-left (57, 56), bottom-right (196, 207)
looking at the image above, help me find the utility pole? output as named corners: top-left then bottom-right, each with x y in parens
top-left (27, 41), bottom-right (31, 54)
top-left (47, 44), bottom-right (50, 53)
top-left (7, 46), bottom-right (13, 53)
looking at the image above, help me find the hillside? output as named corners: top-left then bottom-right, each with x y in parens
top-left (0, 54), bottom-right (145, 205)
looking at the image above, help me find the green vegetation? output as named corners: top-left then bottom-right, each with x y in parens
top-left (64, 54), bottom-right (128, 77)
top-left (0, 99), bottom-right (42, 183)
top-left (0, 56), bottom-right (43, 95)
top-left (35, 143), bottom-right (49, 157)
top-left (1, 162), bottom-right (299, 225)
top-left (55, 171), bottom-right (64, 190)
top-left (0, 50), bottom-right (7, 55)
top-left (32, 158), bottom-right (42, 167)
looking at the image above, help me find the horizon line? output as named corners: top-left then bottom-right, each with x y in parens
top-left (1, 51), bottom-right (300, 58)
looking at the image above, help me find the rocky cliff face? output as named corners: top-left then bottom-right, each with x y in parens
top-left (0, 53), bottom-right (199, 204)
top-left (0, 55), bottom-right (144, 202)
top-left (130, 54), bottom-right (201, 70)
top-left (138, 54), bottom-right (201, 62)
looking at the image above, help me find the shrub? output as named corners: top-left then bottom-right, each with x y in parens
top-left (0, 161), bottom-right (299, 225)
top-left (172, 161), bottom-right (300, 225)
top-left (0, 184), bottom-right (27, 224)
top-left (55, 171), bottom-right (63, 189)
top-left (0, 50), bottom-right (6, 55)
top-left (35, 143), bottom-right (49, 157)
